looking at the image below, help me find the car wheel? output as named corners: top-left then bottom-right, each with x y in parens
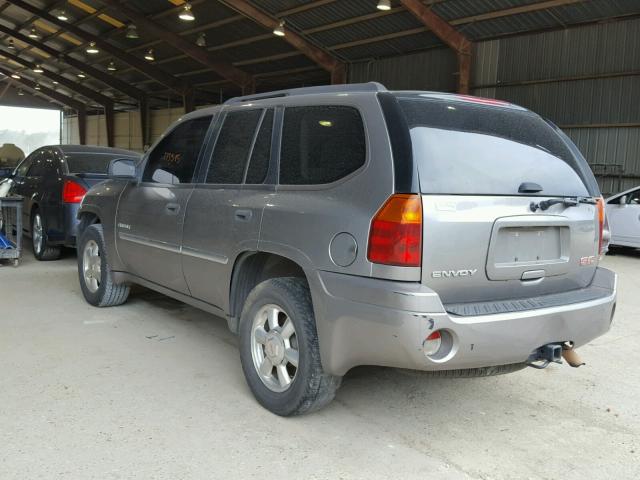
top-left (77, 224), bottom-right (130, 307)
top-left (31, 210), bottom-right (61, 261)
top-left (239, 277), bottom-right (341, 416)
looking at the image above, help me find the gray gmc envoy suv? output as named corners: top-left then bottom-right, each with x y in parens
top-left (76, 83), bottom-right (617, 416)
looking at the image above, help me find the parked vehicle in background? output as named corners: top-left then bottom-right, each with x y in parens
top-left (75, 83), bottom-right (616, 416)
top-left (8, 145), bottom-right (139, 260)
top-left (606, 186), bottom-right (640, 249)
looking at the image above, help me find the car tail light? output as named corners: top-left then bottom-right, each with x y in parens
top-left (423, 331), bottom-right (442, 356)
top-left (62, 179), bottom-right (87, 203)
top-left (367, 194), bottom-right (422, 267)
top-left (596, 197), bottom-right (609, 255)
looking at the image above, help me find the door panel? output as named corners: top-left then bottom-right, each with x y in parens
top-left (115, 115), bottom-right (214, 293)
top-left (116, 183), bottom-right (193, 294)
top-left (182, 187), bottom-right (264, 308)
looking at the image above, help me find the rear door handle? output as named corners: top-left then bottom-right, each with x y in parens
top-left (165, 203), bottom-right (180, 215)
top-left (234, 209), bottom-right (252, 222)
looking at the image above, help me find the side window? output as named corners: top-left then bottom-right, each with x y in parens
top-left (245, 109), bottom-right (274, 184)
top-left (27, 153), bottom-right (46, 177)
top-left (15, 156), bottom-right (33, 177)
top-left (279, 105), bottom-right (366, 185)
top-left (206, 109), bottom-right (262, 184)
top-left (143, 116), bottom-right (212, 184)
top-left (629, 189), bottom-right (640, 205)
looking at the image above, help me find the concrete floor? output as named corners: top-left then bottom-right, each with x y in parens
top-left (1, 248), bottom-right (639, 480)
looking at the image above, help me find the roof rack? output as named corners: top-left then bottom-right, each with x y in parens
top-left (224, 82), bottom-right (387, 105)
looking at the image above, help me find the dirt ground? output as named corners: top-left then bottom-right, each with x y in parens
top-left (1, 248), bottom-right (638, 479)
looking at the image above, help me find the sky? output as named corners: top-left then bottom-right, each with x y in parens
top-left (0, 105), bottom-right (60, 132)
top-left (0, 106), bottom-right (61, 155)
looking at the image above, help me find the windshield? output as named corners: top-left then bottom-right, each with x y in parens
top-left (397, 96), bottom-right (595, 197)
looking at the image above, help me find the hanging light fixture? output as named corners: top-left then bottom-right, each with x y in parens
top-left (28, 27), bottom-right (40, 39)
top-left (35, 83), bottom-right (41, 90)
top-left (8, 39), bottom-right (15, 50)
top-left (144, 49), bottom-right (155, 62)
top-left (107, 61), bottom-right (117, 72)
top-left (86, 41), bottom-right (99, 54)
top-left (196, 33), bottom-right (206, 47)
top-left (17, 88), bottom-right (24, 96)
top-left (125, 24), bottom-right (139, 39)
top-left (377, 0), bottom-right (391, 10)
top-left (179, 3), bottom-right (195, 21)
top-left (273, 20), bottom-right (285, 37)
top-left (57, 10), bottom-right (69, 21)
top-left (33, 64), bottom-right (44, 73)
top-left (52, 80), bottom-right (59, 84)
top-left (77, 72), bottom-right (86, 78)
top-left (11, 73), bottom-right (21, 79)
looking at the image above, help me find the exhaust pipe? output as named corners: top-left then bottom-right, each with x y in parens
top-left (562, 341), bottom-right (585, 368)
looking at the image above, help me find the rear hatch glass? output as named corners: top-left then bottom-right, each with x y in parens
top-left (65, 153), bottom-right (137, 175)
top-left (397, 96), bottom-right (594, 197)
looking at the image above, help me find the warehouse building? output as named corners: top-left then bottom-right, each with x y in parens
top-left (1, 0), bottom-right (638, 193)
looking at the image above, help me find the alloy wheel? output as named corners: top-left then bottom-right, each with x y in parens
top-left (82, 239), bottom-right (101, 293)
top-left (250, 304), bottom-right (299, 393)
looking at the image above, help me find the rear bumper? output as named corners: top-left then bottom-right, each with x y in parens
top-left (312, 267), bottom-right (617, 376)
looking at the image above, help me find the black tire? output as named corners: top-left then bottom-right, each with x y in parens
top-left (31, 209), bottom-right (61, 261)
top-left (239, 277), bottom-right (341, 416)
top-left (77, 224), bottom-right (130, 307)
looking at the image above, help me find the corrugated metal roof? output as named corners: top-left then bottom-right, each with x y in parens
top-left (1, 0), bottom-right (638, 108)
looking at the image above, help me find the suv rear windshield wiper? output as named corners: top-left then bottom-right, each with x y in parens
top-left (530, 196), bottom-right (597, 212)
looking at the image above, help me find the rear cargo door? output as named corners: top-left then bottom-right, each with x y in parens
top-left (397, 95), bottom-right (601, 305)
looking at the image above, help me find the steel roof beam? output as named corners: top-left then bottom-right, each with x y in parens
top-left (0, 23), bottom-right (146, 102)
top-left (98, 0), bottom-right (255, 92)
top-left (0, 64), bottom-right (85, 111)
top-left (219, 0), bottom-right (347, 84)
top-left (0, 47), bottom-right (113, 107)
top-left (5, 0), bottom-right (190, 95)
top-left (399, 0), bottom-right (472, 93)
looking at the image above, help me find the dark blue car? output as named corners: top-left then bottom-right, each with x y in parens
top-left (8, 145), bottom-right (139, 260)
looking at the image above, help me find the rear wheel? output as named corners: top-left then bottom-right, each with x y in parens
top-left (31, 210), bottom-right (61, 261)
top-left (239, 277), bottom-right (341, 416)
top-left (77, 224), bottom-right (130, 307)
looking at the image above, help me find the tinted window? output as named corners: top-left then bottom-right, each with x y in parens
top-left (398, 97), bottom-right (591, 196)
top-left (15, 157), bottom-right (33, 177)
top-left (143, 116), bottom-right (212, 184)
top-left (66, 153), bottom-right (137, 174)
top-left (206, 110), bottom-right (262, 184)
top-left (27, 153), bottom-right (46, 177)
top-left (280, 106), bottom-right (366, 185)
top-left (245, 109), bottom-right (274, 184)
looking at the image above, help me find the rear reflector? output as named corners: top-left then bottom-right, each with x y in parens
top-left (596, 197), bottom-right (608, 255)
top-left (423, 331), bottom-right (442, 357)
top-left (62, 179), bottom-right (87, 204)
top-left (367, 194), bottom-right (422, 267)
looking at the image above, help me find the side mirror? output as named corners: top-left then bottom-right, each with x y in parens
top-left (619, 195), bottom-right (628, 206)
top-left (108, 158), bottom-right (137, 179)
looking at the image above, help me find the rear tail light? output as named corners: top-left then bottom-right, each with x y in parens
top-left (367, 194), bottom-right (422, 267)
top-left (423, 331), bottom-right (442, 356)
top-left (62, 179), bottom-right (87, 204)
top-left (596, 197), bottom-right (608, 255)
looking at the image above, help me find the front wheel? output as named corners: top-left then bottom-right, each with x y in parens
top-left (239, 277), bottom-right (341, 416)
top-left (77, 224), bottom-right (130, 307)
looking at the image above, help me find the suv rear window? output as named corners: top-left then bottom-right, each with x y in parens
top-left (397, 96), bottom-right (591, 196)
top-left (280, 106), bottom-right (366, 185)
top-left (65, 153), bottom-right (135, 174)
